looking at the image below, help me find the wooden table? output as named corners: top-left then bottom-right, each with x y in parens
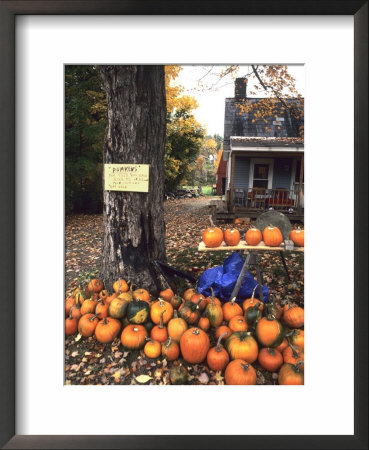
top-left (198, 241), bottom-right (304, 302)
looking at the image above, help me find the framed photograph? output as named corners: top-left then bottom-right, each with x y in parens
top-left (1, 1), bottom-right (367, 449)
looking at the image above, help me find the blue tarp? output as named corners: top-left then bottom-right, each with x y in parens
top-left (197, 252), bottom-right (268, 303)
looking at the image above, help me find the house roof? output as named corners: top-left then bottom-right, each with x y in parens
top-left (230, 136), bottom-right (304, 148)
top-left (223, 97), bottom-right (304, 152)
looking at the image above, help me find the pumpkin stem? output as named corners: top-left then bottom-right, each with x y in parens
top-left (192, 328), bottom-right (200, 335)
top-left (241, 362), bottom-right (250, 371)
top-left (216, 332), bottom-right (228, 351)
top-left (159, 310), bottom-right (166, 329)
top-left (288, 342), bottom-right (300, 359)
top-left (251, 284), bottom-right (257, 300)
top-left (230, 297), bottom-right (236, 305)
top-left (294, 360), bottom-right (304, 372)
top-left (90, 313), bottom-right (100, 321)
top-left (102, 317), bottom-right (108, 325)
top-left (173, 309), bottom-right (178, 319)
top-left (210, 287), bottom-right (215, 305)
top-left (164, 337), bottom-right (172, 348)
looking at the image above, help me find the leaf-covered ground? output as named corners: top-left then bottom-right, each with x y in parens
top-left (65, 197), bottom-right (304, 385)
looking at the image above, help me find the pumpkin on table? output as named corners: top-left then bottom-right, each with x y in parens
top-left (121, 324), bottom-right (148, 350)
top-left (245, 227), bottom-right (262, 246)
top-left (206, 332), bottom-right (229, 371)
top-left (202, 226), bottom-right (224, 248)
top-left (225, 359), bottom-right (257, 385)
top-left (263, 225), bottom-right (283, 247)
top-left (224, 228), bottom-right (241, 246)
top-left (289, 227), bottom-right (304, 247)
top-left (225, 331), bottom-right (258, 363)
top-left (180, 327), bottom-right (210, 364)
top-left (95, 317), bottom-right (121, 344)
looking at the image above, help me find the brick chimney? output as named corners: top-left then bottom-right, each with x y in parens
top-left (235, 77), bottom-right (247, 99)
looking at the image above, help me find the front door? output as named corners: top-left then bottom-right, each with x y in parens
top-left (249, 159), bottom-right (273, 189)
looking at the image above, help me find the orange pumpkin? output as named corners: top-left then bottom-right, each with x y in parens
top-left (180, 328), bottom-right (210, 364)
top-left (183, 288), bottom-right (196, 301)
top-left (198, 316), bottom-right (210, 332)
top-left (215, 325), bottom-right (232, 342)
top-left (65, 314), bottom-right (78, 335)
top-left (245, 227), bottom-right (262, 246)
top-left (95, 299), bottom-right (109, 319)
top-left (69, 304), bottom-right (82, 321)
top-left (99, 289), bottom-right (109, 299)
top-left (189, 293), bottom-right (207, 311)
top-left (161, 337), bottom-right (180, 361)
top-left (283, 304), bottom-right (304, 328)
top-left (95, 317), bottom-right (121, 344)
top-left (263, 225), bottom-right (283, 247)
top-left (159, 288), bottom-right (174, 302)
top-left (150, 299), bottom-right (173, 325)
top-left (289, 227), bottom-right (304, 247)
top-left (178, 300), bottom-right (202, 325)
top-left (255, 316), bottom-right (284, 347)
top-left (105, 292), bottom-right (118, 306)
top-left (87, 278), bottom-right (104, 294)
top-left (80, 298), bottom-right (98, 316)
top-left (258, 347), bottom-right (283, 372)
top-left (121, 324), bottom-right (148, 350)
top-left (113, 278), bottom-right (129, 294)
top-left (222, 297), bottom-right (243, 322)
top-left (234, 218), bottom-right (243, 225)
top-left (242, 285), bottom-right (264, 313)
top-left (225, 359), bottom-right (257, 385)
top-left (225, 331), bottom-right (258, 363)
top-left (228, 315), bottom-right (248, 333)
top-left (150, 311), bottom-right (168, 343)
top-left (144, 338), bottom-right (162, 359)
top-left (278, 361), bottom-right (304, 385)
top-left (170, 294), bottom-right (183, 310)
top-left (167, 310), bottom-right (188, 342)
top-left (78, 313), bottom-right (100, 337)
top-left (275, 337), bottom-right (289, 353)
top-left (206, 332), bottom-right (229, 371)
top-left (202, 227), bottom-right (224, 248)
top-left (288, 329), bottom-right (304, 349)
top-left (224, 228), bottom-right (241, 246)
top-left (283, 344), bottom-right (304, 368)
top-left (65, 297), bottom-right (77, 317)
top-left (132, 288), bottom-right (151, 303)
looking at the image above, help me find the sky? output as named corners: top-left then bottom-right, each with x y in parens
top-left (173, 65), bottom-right (305, 136)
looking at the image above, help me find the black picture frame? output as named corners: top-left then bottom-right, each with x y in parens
top-left (0, 1), bottom-right (367, 449)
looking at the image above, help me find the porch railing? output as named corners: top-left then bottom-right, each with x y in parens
top-left (233, 187), bottom-right (303, 211)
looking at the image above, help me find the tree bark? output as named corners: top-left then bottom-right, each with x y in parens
top-left (99, 65), bottom-right (166, 294)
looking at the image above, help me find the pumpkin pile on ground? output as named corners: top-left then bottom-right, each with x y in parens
top-left (66, 280), bottom-right (304, 385)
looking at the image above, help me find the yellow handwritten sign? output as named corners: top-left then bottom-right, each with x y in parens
top-left (104, 164), bottom-right (149, 192)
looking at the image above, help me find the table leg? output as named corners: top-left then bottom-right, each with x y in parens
top-left (279, 251), bottom-right (290, 281)
top-left (229, 252), bottom-right (252, 300)
top-left (255, 256), bottom-right (265, 303)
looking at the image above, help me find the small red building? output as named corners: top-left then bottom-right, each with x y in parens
top-left (216, 152), bottom-right (227, 195)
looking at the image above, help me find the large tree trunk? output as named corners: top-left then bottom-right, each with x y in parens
top-left (99, 65), bottom-right (166, 294)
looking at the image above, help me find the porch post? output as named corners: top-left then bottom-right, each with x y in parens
top-left (297, 153), bottom-right (304, 213)
top-left (228, 151), bottom-right (236, 212)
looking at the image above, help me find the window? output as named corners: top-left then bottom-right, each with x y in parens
top-left (253, 163), bottom-right (269, 188)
